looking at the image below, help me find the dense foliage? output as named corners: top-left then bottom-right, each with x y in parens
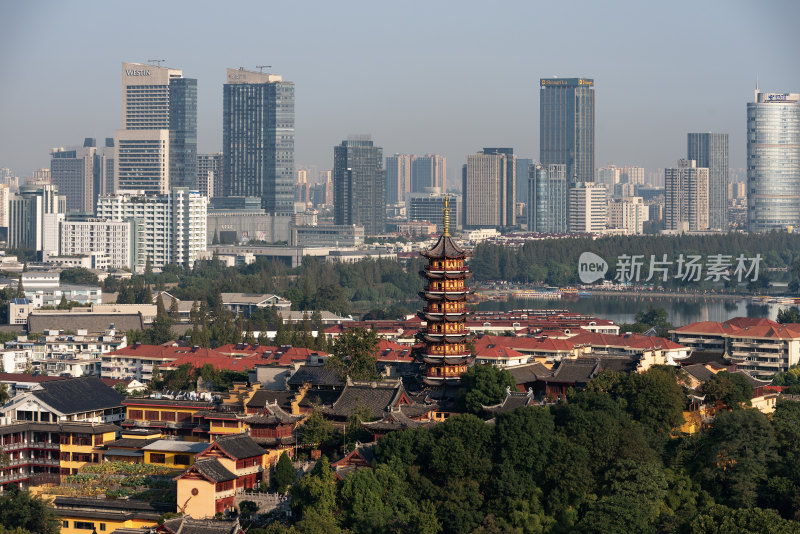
top-left (0, 488), bottom-right (60, 534)
top-left (265, 368), bottom-right (800, 534)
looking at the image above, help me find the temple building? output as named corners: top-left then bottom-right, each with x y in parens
top-left (418, 197), bottom-right (474, 386)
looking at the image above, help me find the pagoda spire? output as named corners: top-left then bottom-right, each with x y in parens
top-left (442, 195), bottom-right (451, 237)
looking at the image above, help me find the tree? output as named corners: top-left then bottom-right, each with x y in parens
top-left (0, 383), bottom-right (9, 405)
top-left (238, 500), bottom-right (259, 518)
top-left (777, 307), bottom-right (800, 324)
top-left (702, 371), bottom-right (754, 409)
top-left (149, 294), bottom-right (175, 345)
top-left (0, 488), bottom-right (60, 534)
top-left (290, 458), bottom-right (338, 523)
top-left (689, 504), bottom-right (798, 534)
top-left (272, 451), bottom-right (296, 494)
top-left (60, 268), bottom-right (99, 286)
top-left (113, 382), bottom-right (129, 397)
top-left (325, 327), bottom-right (380, 381)
top-left (300, 408), bottom-right (334, 447)
top-left (456, 364), bottom-right (516, 415)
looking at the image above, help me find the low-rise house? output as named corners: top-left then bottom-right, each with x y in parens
top-left (481, 387), bottom-right (536, 415)
top-left (243, 401), bottom-right (303, 464)
top-left (142, 440), bottom-right (209, 469)
top-left (221, 292), bottom-right (291, 317)
top-left (320, 378), bottom-right (413, 428)
top-left (122, 395), bottom-right (217, 440)
top-left (331, 443), bottom-right (375, 480)
top-left (53, 497), bottom-right (172, 534)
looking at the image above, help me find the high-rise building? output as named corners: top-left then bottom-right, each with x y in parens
top-left (386, 154), bottom-right (412, 204)
top-left (747, 90), bottom-right (800, 232)
top-left (540, 78), bottom-right (595, 183)
top-left (197, 153), bottom-right (221, 200)
top-left (223, 68), bottom-right (295, 216)
top-left (97, 138), bottom-right (115, 201)
top-left (608, 197), bottom-right (648, 235)
top-left (567, 182), bottom-right (606, 234)
top-left (688, 133), bottom-right (729, 231)
top-left (411, 154), bottom-right (446, 194)
top-left (7, 184), bottom-right (65, 252)
top-left (515, 158), bottom-right (533, 205)
top-left (0, 184), bottom-right (9, 228)
top-left (50, 138), bottom-right (97, 213)
top-left (408, 192), bottom-right (462, 232)
top-left (619, 166), bottom-right (645, 185)
top-left (464, 149), bottom-right (515, 228)
top-left (664, 159), bottom-right (709, 232)
top-left (96, 187), bottom-right (206, 271)
top-left (528, 163), bottom-right (567, 233)
top-left (114, 62), bottom-right (197, 195)
top-left (596, 165), bottom-right (620, 189)
top-left (60, 219), bottom-right (137, 269)
top-left (333, 136), bottom-right (385, 235)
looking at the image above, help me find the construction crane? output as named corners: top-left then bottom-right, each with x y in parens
top-left (147, 59), bottom-right (166, 67)
top-left (256, 65), bottom-right (272, 73)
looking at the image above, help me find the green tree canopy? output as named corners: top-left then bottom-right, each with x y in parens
top-left (325, 327), bottom-right (380, 381)
top-left (456, 364), bottom-right (517, 415)
top-left (273, 451), bottom-right (296, 494)
top-left (0, 488), bottom-right (60, 534)
top-left (702, 371), bottom-right (754, 409)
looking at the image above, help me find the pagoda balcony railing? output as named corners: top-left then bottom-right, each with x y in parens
top-left (423, 305), bottom-right (466, 315)
top-left (424, 265), bottom-right (469, 274)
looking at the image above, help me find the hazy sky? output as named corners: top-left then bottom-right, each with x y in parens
top-left (2, 0), bottom-right (799, 184)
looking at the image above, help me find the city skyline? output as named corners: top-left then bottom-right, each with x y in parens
top-left (1, 1), bottom-right (799, 184)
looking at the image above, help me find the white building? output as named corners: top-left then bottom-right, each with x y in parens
top-left (60, 219), bottom-right (136, 269)
top-left (568, 182), bottom-right (607, 234)
top-left (96, 187), bottom-right (206, 271)
top-left (620, 166), bottom-right (645, 185)
top-left (1, 349), bottom-right (33, 374)
top-left (596, 165), bottom-right (620, 189)
top-left (664, 159), bottom-right (709, 232)
top-left (608, 197), bottom-right (648, 235)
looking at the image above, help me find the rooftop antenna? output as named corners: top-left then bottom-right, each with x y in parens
top-left (256, 65), bottom-right (272, 73)
top-left (147, 59), bottom-right (166, 67)
top-left (756, 73), bottom-right (759, 92)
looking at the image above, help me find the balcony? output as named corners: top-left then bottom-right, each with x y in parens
top-left (215, 488), bottom-right (235, 499)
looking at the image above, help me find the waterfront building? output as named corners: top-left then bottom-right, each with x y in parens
top-left (540, 77), bottom-right (594, 183)
top-left (528, 163), bottom-right (567, 233)
top-left (747, 90), bottom-right (800, 232)
top-left (96, 187), bottom-right (207, 271)
top-left (223, 68), bottom-right (295, 215)
top-left (464, 148), bottom-right (515, 228)
top-left (114, 62), bottom-right (197, 194)
top-left (333, 136), bottom-right (385, 235)
top-left (567, 182), bottom-right (606, 233)
top-left (664, 159), bottom-right (709, 232)
top-left (417, 199), bottom-right (474, 387)
top-left (688, 133), bottom-right (729, 231)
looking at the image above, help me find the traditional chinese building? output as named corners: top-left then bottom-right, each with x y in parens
top-left (418, 197), bottom-right (474, 386)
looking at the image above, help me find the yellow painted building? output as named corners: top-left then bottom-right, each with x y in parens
top-left (53, 496), bottom-right (170, 534)
top-left (59, 424), bottom-right (119, 475)
top-left (142, 440), bottom-right (210, 469)
top-left (122, 397), bottom-right (214, 441)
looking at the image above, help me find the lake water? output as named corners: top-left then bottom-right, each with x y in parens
top-left (475, 294), bottom-right (786, 327)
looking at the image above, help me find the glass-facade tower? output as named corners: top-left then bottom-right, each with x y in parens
top-left (169, 78), bottom-right (198, 190)
top-left (688, 133), bottom-right (728, 231)
top-left (540, 78), bottom-right (595, 184)
top-left (334, 136), bottom-right (385, 235)
top-left (747, 91), bottom-right (800, 232)
top-left (528, 163), bottom-right (566, 233)
top-left (223, 68), bottom-right (295, 216)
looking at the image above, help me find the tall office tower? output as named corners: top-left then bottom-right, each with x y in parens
top-left (50, 138), bottom-right (97, 213)
top-left (747, 90), bottom-right (800, 232)
top-left (515, 158), bottom-right (533, 205)
top-left (28, 169), bottom-right (51, 185)
top-left (197, 153), bottom-right (221, 200)
top-left (96, 187), bottom-right (206, 270)
top-left (97, 138), bottom-right (115, 201)
top-left (464, 149), bottom-right (515, 228)
top-left (334, 136), bottom-right (385, 234)
top-left (223, 68), bottom-right (295, 215)
top-left (409, 192), bottom-right (462, 232)
top-left (0, 184), bottom-right (9, 228)
top-left (688, 133), bottom-right (729, 231)
top-left (115, 62), bottom-right (197, 195)
top-left (386, 154), bottom-right (412, 203)
top-left (567, 182), bottom-right (606, 234)
top-left (596, 165), bottom-right (620, 189)
top-left (528, 163), bottom-right (567, 233)
top-left (540, 78), bottom-right (595, 183)
top-left (620, 166), bottom-right (645, 185)
top-left (7, 184), bottom-right (65, 252)
top-left (411, 154), bottom-right (447, 194)
top-left (608, 197), bottom-right (648, 235)
top-left (664, 159), bottom-right (709, 232)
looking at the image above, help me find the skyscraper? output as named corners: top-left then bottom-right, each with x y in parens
top-left (411, 154), bottom-right (447, 193)
top-left (385, 154), bottom-right (412, 204)
top-left (515, 158), bottom-right (533, 205)
top-left (688, 133), bottom-right (729, 231)
top-left (197, 153), bottom-right (222, 200)
top-left (50, 138), bottom-right (96, 213)
top-left (114, 62), bottom-right (197, 194)
top-left (223, 68), bottom-right (295, 216)
top-left (528, 163), bottom-right (567, 233)
top-left (540, 78), bottom-right (595, 183)
top-left (464, 148), bottom-right (515, 228)
top-left (567, 182), bottom-right (606, 234)
top-left (333, 136), bottom-right (385, 235)
top-left (747, 90), bottom-right (800, 232)
top-left (664, 159), bottom-right (709, 232)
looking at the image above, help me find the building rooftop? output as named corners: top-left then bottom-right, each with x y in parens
top-left (28, 376), bottom-right (124, 415)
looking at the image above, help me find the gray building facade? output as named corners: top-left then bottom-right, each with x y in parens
top-left (528, 163), bottom-right (567, 233)
top-left (688, 133), bottom-right (728, 231)
top-left (222, 68), bottom-right (295, 216)
top-left (333, 136), bottom-right (385, 235)
top-left (747, 90), bottom-right (800, 233)
top-left (540, 78), bottom-right (595, 184)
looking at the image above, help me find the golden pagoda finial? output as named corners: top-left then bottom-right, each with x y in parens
top-left (442, 195), bottom-right (450, 236)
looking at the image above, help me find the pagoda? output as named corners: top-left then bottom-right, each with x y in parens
top-left (417, 197), bottom-right (474, 387)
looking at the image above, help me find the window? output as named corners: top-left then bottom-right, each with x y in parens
top-left (100, 524), bottom-right (106, 531)
top-left (62, 521), bottom-right (68, 528)
top-left (94, 435), bottom-right (104, 446)
top-left (150, 453), bottom-right (165, 464)
top-left (174, 454), bottom-right (191, 466)
top-left (75, 522), bottom-right (95, 530)
top-left (145, 411), bottom-right (159, 421)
